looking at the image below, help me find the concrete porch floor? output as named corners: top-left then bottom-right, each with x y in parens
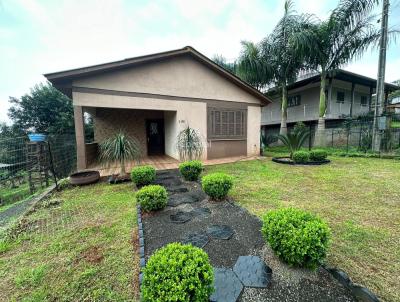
top-left (89, 155), bottom-right (260, 177)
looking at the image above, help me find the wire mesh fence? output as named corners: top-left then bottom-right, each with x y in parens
top-left (264, 114), bottom-right (400, 156)
top-left (0, 133), bottom-right (76, 207)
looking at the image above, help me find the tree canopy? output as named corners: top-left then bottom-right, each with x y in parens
top-left (8, 82), bottom-right (74, 135)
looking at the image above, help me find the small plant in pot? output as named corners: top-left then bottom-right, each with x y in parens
top-left (99, 131), bottom-right (142, 182)
top-left (179, 160), bottom-right (203, 181)
top-left (202, 172), bottom-right (233, 201)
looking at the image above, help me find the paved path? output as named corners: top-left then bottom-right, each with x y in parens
top-left (0, 185), bottom-right (56, 230)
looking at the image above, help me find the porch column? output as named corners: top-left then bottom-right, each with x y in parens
top-left (74, 105), bottom-right (86, 170)
top-left (350, 82), bottom-right (355, 117)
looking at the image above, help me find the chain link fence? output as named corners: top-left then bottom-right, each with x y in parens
top-left (0, 133), bottom-right (76, 207)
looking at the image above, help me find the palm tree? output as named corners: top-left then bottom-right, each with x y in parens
top-left (212, 55), bottom-right (236, 74)
top-left (292, 0), bottom-right (381, 145)
top-left (99, 131), bottom-right (142, 176)
top-left (260, 0), bottom-right (315, 135)
top-left (236, 41), bottom-right (272, 91)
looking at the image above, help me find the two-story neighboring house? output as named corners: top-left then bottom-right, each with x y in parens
top-left (262, 69), bottom-right (399, 136)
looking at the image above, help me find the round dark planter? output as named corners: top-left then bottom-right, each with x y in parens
top-left (272, 157), bottom-right (331, 166)
top-left (70, 170), bottom-right (100, 186)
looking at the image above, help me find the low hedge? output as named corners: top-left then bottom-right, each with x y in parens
top-left (131, 166), bottom-right (156, 186)
top-left (262, 208), bottom-right (331, 269)
top-left (179, 160), bottom-right (203, 181)
top-left (202, 173), bottom-right (233, 200)
top-left (292, 151), bottom-right (310, 163)
top-left (309, 149), bottom-right (328, 161)
top-left (136, 185), bottom-right (167, 212)
top-left (142, 243), bottom-right (214, 301)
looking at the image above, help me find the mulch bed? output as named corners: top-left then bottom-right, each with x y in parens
top-left (141, 169), bottom-right (355, 301)
top-left (272, 157), bottom-right (331, 165)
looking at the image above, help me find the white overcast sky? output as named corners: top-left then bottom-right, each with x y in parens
top-left (1, 0), bottom-right (399, 124)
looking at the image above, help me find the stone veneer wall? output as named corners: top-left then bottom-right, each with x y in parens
top-left (93, 108), bottom-right (164, 155)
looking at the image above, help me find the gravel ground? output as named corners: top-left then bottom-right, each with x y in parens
top-left (142, 170), bottom-right (355, 301)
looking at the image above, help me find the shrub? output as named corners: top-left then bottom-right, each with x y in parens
top-left (292, 150), bottom-right (310, 163)
top-left (136, 185), bottom-right (167, 212)
top-left (179, 160), bottom-right (203, 181)
top-left (309, 149), bottom-right (328, 161)
top-left (202, 173), bottom-right (233, 200)
top-left (130, 166), bottom-right (156, 186)
top-left (142, 243), bottom-right (214, 301)
top-left (262, 208), bottom-right (331, 269)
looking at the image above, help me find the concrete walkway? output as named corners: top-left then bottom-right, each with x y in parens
top-left (0, 185), bottom-right (56, 231)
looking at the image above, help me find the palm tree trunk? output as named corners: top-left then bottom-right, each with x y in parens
top-left (314, 73), bottom-right (327, 146)
top-left (120, 158), bottom-right (126, 176)
top-left (280, 85), bottom-right (288, 135)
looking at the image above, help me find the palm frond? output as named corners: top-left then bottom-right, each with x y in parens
top-left (99, 131), bottom-right (142, 174)
top-left (176, 126), bottom-right (203, 161)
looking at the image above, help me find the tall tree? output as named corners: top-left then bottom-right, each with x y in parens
top-left (292, 0), bottom-right (381, 145)
top-left (261, 0), bottom-right (314, 135)
top-left (8, 82), bottom-right (74, 135)
top-left (236, 41), bottom-right (272, 91)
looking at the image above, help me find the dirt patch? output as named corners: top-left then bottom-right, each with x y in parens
top-left (80, 246), bottom-right (104, 264)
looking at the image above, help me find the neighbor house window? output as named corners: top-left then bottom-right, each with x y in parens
top-left (336, 91), bottom-right (345, 103)
top-left (208, 108), bottom-right (246, 139)
top-left (288, 95), bottom-right (301, 107)
top-left (360, 95), bottom-right (368, 106)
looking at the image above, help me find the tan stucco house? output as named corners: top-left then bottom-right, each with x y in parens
top-left (45, 46), bottom-right (271, 170)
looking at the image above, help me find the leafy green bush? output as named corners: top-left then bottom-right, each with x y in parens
top-left (202, 173), bottom-right (233, 200)
top-left (136, 185), bottom-right (167, 212)
top-left (142, 243), bottom-right (214, 301)
top-left (130, 166), bottom-right (156, 186)
top-left (179, 160), bottom-right (203, 181)
top-left (309, 149), bottom-right (328, 161)
top-left (292, 151), bottom-right (310, 163)
top-left (262, 208), bottom-right (331, 269)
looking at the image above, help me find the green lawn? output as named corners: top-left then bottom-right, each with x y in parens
top-left (205, 156), bottom-right (400, 302)
top-left (0, 183), bottom-right (139, 302)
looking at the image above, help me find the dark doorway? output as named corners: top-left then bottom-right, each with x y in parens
top-left (146, 119), bottom-right (165, 155)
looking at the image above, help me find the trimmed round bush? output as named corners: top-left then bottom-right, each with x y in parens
top-left (131, 166), bottom-right (156, 186)
top-left (262, 208), bottom-right (331, 269)
top-left (142, 242), bottom-right (214, 301)
top-left (136, 185), bottom-right (167, 212)
top-left (202, 173), bottom-right (233, 200)
top-left (179, 160), bottom-right (203, 181)
top-left (292, 150), bottom-right (310, 163)
top-left (309, 149), bottom-right (328, 161)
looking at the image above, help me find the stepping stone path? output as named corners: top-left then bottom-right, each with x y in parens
top-left (206, 225), bottom-right (234, 240)
top-left (152, 170), bottom-right (272, 301)
top-left (210, 268), bottom-right (243, 302)
top-left (181, 231), bottom-right (209, 248)
top-left (190, 207), bottom-right (211, 218)
top-left (233, 256), bottom-right (272, 288)
top-left (212, 256), bottom-right (272, 302)
top-left (170, 211), bottom-right (192, 224)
